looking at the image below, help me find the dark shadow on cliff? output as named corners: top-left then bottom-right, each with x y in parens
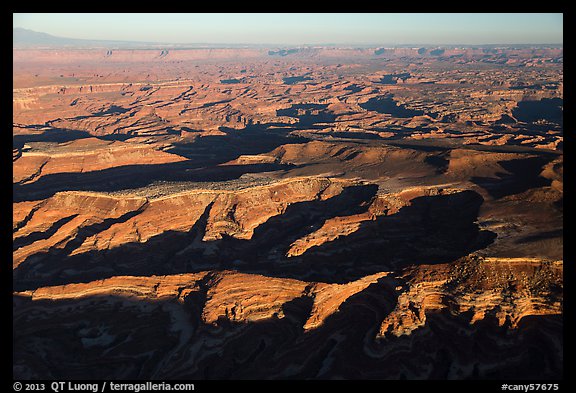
top-left (13, 184), bottom-right (377, 290)
top-left (13, 189), bottom-right (495, 291)
top-left (13, 162), bottom-right (296, 203)
top-left (372, 310), bottom-right (562, 380)
top-left (14, 127), bottom-right (309, 202)
top-left (13, 280), bottom-right (562, 379)
top-left (11, 277), bottom-right (401, 379)
top-left (512, 98), bottom-right (563, 126)
top-left (13, 214), bottom-right (79, 251)
top-left (471, 156), bottom-right (554, 199)
top-left (165, 127), bottom-right (308, 161)
top-left (276, 104), bottom-right (336, 127)
top-left (292, 190), bottom-right (496, 277)
top-left (13, 128), bottom-right (93, 148)
top-left (359, 96), bottom-right (424, 118)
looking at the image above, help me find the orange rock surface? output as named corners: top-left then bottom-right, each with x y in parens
top-left (13, 45), bottom-right (563, 379)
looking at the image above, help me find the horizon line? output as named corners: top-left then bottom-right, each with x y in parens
top-left (13, 28), bottom-right (563, 48)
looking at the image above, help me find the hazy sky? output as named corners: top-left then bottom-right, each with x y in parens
top-left (13, 13), bottom-right (563, 45)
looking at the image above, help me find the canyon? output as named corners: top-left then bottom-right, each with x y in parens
top-left (13, 46), bottom-right (563, 379)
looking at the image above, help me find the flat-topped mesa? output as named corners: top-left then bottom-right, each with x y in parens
top-left (445, 149), bottom-right (530, 179)
top-left (14, 270), bottom-right (390, 331)
top-left (222, 155), bottom-right (279, 165)
top-left (17, 273), bottom-right (206, 302)
top-left (13, 137), bottom-right (187, 184)
top-left (91, 177), bottom-right (347, 250)
top-left (13, 47), bottom-right (563, 63)
top-left (13, 49), bottom-right (266, 64)
top-left (14, 256), bottom-right (562, 338)
top-left (13, 269), bottom-right (390, 333)
top-left (270, 140), bottom-right (432, 166)
top-left (377, 256), bottom-right (563, 339)
top-left (267, 140), bottom-right (444, 180)
top-left (12, 176), bottom-right (358, 264)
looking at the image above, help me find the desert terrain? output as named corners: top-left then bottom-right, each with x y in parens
top-left (13, 46), bottom-right (563, 379)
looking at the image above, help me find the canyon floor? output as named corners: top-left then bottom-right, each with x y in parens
top-left (13, 46), bottom-right (563, 379)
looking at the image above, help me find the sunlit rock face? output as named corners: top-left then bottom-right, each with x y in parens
top-left (13, 45), bottom-right (562, 379)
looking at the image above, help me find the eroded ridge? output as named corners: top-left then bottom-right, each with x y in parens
top-left (13, 44), bottom-right (563, 379)
top-left (14, 255), bottom-right (561, 379)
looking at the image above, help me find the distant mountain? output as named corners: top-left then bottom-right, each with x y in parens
top-left (15, 28), bottom-right (90, 47)
top-left (12, 28), bottom-right (275, 49)
top-left (13, 28), bottom-right (162, 49)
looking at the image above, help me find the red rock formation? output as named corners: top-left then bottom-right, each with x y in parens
top-left (13, 138), bottom-right (186, 184)
top-left (378, 256), bottom-right (562, 338)
top-left (12, 45), bottom-right (563, 380)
